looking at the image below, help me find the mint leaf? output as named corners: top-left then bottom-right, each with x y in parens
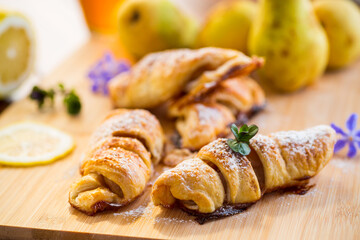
top-left (230, 124), bottom-right (240, 140)
top-left (227, 139), bottom-right (240, 152)
top-left (227, 123), bottom-right (259, 156)
top-left (29, 84), bottom-right (81, 116)
top-left (58, 83), bottom-right (65, 93)
top-left (64, 90), bottom-right (81, 115)
top-left (239, 124), bottom-right (249, 133)
top-left (248, 125), bottom-right (259, 137)
top-left (238, 142), bottom-right (251, 155)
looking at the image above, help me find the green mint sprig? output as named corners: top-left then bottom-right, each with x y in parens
top-left (29, 86), bottom-right (55, 108)
top-left (29, 83), bottom-right (81, 115)
top-left (63, 90), bottom-right (81, 115)
top-left (227, 123), bottom-right (259, 155)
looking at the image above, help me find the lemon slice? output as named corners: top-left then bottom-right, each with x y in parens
top-left (0, 10), bottom-right (35, 98)
top-left (0, 122), bottom-right (74, 166)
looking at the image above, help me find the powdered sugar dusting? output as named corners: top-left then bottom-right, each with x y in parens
top-left (232, 210), bottom-right (249, 222)
top-left (114, 202), bottom-right (194, 224)
top-left (171, 158), bottom-right (217, 181)
top-left (199, 138), bottom-right (249, 171)
top-left (273, 187), bottom-right (321, 209)
top-left (88, 109), bottom-right (163, 162)
top-left (90, 110), bottom-right (156, 144)
top-left (114, 203), bottom-right (153, 221)
top-left (250, 134), bottom-right (277, 157)
top-left (270, 125), bottom-right (334, 158)
top-left (154, 215), bottom-right (193, 224)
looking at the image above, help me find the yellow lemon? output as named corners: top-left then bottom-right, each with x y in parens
top-left (0, 10), bottom-right (35, 98)
top-left (0, 122), bottom-right (74, 167)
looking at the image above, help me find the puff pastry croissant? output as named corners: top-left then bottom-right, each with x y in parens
top-left (69, 109), bottom-right (164, 215)
top-left (169, 76), bottom-right (266, 150)
top-left (109, 47), bottom-right (263, 109)
top-left (152, 125), bottom-right (336, 221)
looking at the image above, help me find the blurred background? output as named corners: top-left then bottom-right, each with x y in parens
top-left (0, 0), bottom-right (226, 77)
top-left (0, 0), bottom-right (235, 105)
top-left (0, 0), bottom-right (359, 105)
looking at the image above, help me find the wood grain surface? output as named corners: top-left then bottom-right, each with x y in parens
top-left (0, 35), bottom-right (359, 240)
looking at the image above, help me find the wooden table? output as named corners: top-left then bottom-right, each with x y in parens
top-left (0, 35), bottom-right (359, 240)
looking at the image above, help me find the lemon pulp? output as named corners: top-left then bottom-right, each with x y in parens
top-left (0, 13), bottom-right (35, 97)
top-left (0, 122), bottom-right (74, 166)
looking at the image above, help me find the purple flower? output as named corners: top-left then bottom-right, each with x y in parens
top-left (331, 113), bottom-right (360, 158)
top-left (88, 52), bottom-right (130, 95)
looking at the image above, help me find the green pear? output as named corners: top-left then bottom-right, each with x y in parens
top-left (196, 0), bottom-right (257, 54)
top-left (314, 0), bottom-right (360, 69)
top-left (248, 0), bottom-right (328, 92)
top-left (117, 0), bottom-right (198, 59)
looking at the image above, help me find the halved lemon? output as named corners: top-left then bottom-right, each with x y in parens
top-left (0, 122), bottom-right (74, 166)
top-left (0, 10), bottom-right (35, 98)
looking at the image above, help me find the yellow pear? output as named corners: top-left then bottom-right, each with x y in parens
top-left (314, 0), bottom-right (360, 69)
top-left (118, 0), bottom-right (198, 59)
top-left (197, 0), bottom-right (257, 54)
top-left (248, 0), bottom-right (328, 92)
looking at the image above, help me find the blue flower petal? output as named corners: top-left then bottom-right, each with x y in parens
top-left (104, 52), bottom-right (113, 62)
top-left (118, 63), bottom-right (130, 71)
top-left (91, 84), bottom-right (99, 92)
top-left (347, 141), bottom-right (357, 158)
top-left (103, 86), bottom-right (109, 95)
top-left (334, 139), bottom-right (348, 153)
top-left (88, 72), bottom-right (97, 79)
top-left (346, 113), bottom-right (358, 132)
top-left (88, 51), bottom-right (131, 95)
top-left (355, 131), bottom-right (360, 144)
top-left (355, 130), bottom-right (360, 138)
top-left (330, 123), bottom-right (347, 136)
top-left (95, 60), bottom-right (103, 68)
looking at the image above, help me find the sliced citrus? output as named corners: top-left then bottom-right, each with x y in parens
top-left (0, 10), bottom-right (35, 98)
top-left (0, 122), bottom-right (74, 166)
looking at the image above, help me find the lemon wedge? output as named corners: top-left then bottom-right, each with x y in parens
top-left (0, 122), bottom-right (74, 166)
top-left (0, 10), bottom-right (35, 98)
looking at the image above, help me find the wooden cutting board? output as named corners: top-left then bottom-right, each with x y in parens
top-left (0, 35), bottom-right (359, 240)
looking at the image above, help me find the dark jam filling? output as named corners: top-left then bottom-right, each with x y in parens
top-left (179, 202), bottom-right (254, 225)
top-left (179, 181), bottom-right (314, 224)
top-left (233, 104), bottom-right (266, 126)
top-left (170, 131), bottom-right (182, 149)
top-left (281, 183), bottom-right (315, 196)
top-left (91, 201), bottom-right (124, 215)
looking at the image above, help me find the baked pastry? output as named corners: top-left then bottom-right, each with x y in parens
top-left (170, 103), bottom-right (235, 150)
top-left (69, 109), bottom-right (164, 215)
top-left (109, 47), bottom-right (263, 109)
top-left (169, 76), bottom-right (266, 150)
top-left (109, 47), bottom-right (265, 151)
top-left (152, 125), bottom-right (336, 222)
top-left (209, 76), bottom-right (266, 114)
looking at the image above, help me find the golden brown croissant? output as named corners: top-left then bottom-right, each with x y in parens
top-left (69, 109), bottom-right (164, 215)
top-left (171, 103), bottom-right (235, 150)
top-left (109, 47), bottom-right (263, 109)
top-left (152, 125), bottom-right (336, 222)
top-left (169, 76), bottom-right (266, 150)
top-left (209, 76), bottom-right (266, 114)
